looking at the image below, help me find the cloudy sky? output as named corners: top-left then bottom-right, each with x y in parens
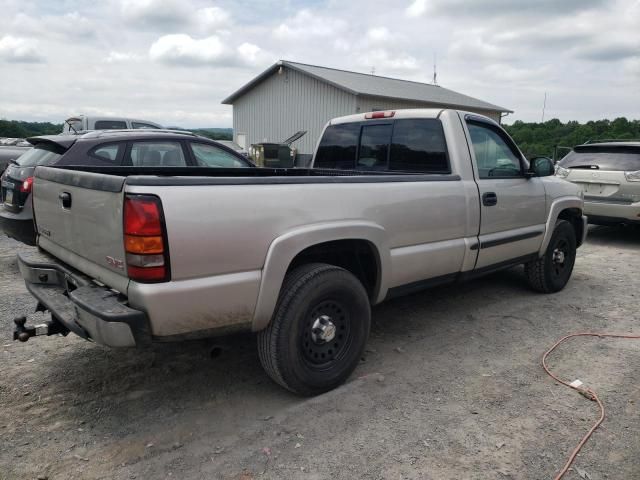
top-left (0, 0), bottom-right (639, 127)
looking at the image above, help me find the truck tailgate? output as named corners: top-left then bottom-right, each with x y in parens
top-left (33, 167), bottom-right (130, 293)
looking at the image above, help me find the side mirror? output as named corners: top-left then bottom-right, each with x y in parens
top-left (529, 156), bottom-right (554, 177)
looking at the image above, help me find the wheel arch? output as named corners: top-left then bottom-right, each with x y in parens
top-left (539, 196), bottom-right (586, 256)
top-left (252, 221), bottom-right (390, 331)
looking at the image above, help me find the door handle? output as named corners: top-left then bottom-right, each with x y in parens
top-left (482, 192), bottom-right (497, 206)
top-left (59, 191), bottom-right (72, 209)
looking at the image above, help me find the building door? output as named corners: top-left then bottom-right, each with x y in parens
top-left (236, 133), bottom-right (247, 150)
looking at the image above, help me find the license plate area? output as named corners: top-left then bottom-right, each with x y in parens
top-left (576, 182), bottom-right (619, 197)
top-left (4, 188), bottom-right (14, 205)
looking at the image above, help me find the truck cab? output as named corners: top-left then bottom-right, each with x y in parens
top-left (62, 115), bottom-right (163, 134)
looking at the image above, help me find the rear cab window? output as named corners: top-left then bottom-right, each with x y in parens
top-left (559, 146), bottom-right (640, 172)
top-left (132, 122), bottom-right (160, 129)
top-left (126, 141), bottom-right (187, 166)
top-left (315, 118), bottom-right (450, 173)
top-left (358, 125), bottom-right (392, 170)
top-left (64, 118), bottom-right (83, 134)
top-left (94, 120), bottom-right (127, 130)
top-left (314, 123), bottom-right (359, 169)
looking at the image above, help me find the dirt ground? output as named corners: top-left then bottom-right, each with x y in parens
top-left (1, 226), bottom-right (639, 480)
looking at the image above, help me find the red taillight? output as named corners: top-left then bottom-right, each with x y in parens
top-left (20, 177), bottom-right (34, 193)
top-left (365, 111), bottom-right (395, 119)
top-left (123, 195), bottom-right (170, 282)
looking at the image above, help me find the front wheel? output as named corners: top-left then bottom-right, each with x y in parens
top-left (257, 263), bottom-right (371, 396)
top-left (525, 220), bottom-right (577, 293)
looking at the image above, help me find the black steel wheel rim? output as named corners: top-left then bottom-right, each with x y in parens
top-left (301, 299), bottom-right (352, 369)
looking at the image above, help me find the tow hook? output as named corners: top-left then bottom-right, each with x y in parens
top-left (13, 316), bottom-right (67, 342)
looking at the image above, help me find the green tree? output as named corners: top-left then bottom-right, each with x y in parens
top-left (503, 117), bottom-right (639, 160)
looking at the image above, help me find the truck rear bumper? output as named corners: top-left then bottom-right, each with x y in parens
top-left (17, 249), bottom-right (151, 347)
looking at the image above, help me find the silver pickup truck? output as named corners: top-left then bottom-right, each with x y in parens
top-left (13, 109), bottom-right (587, 395)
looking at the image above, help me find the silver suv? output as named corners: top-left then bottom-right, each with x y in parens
top-left (556, 142), bottom-right (640, 225)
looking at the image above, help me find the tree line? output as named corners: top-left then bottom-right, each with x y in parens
top-left (0, 120), bottom-right (62, 138)
top-left (504, 117), bottom-right (640, 159)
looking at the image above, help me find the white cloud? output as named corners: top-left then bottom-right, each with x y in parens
top-left (273, 9), bottom-right (347, 39)
top-left (149, 34), bottom-right (267, 67)
top-left (197, 7), bottom-right (231, 33)
top-left (149, 34), bottom-right (227, 65)
top-left (357, 48), bottom-right (420, 72)
top-left (448, 31), bottom-right (520, 62)
top-left (12, 12), bottom-right (95, 40)
top-left (237, 42), bottom-right (262, 64)
top-left (120, 0), bottom-right (191, 27)
top-left (366, 27), bottom-right (393, 44)
top-left (119, 0), bottom-right (232, 33)
top-left (406, 0), bottom-right (427, 17)
top-left (0, 0), bottom-right (638, 128)
top-left (408, 0), bottom-right (606, 18)
top-left (105, 51), bottom-right (143, 63)
top-left (482, 63), bottom-right (551, 83)
top-left (0, 35), bottom-right (44, 63)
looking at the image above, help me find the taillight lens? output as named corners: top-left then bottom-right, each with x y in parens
top-left (20, 177), bottom-right (34, 193)
top-left (555, 166), bottom-right (570, 178)
top-left (624, 170), bottom-right (640, 182)
top-left (123, 195), bottom-right (170, 282)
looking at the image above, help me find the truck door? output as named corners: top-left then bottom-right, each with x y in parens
top-left (463, 115), bottom-right (546, 269)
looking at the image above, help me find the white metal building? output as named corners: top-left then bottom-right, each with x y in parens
top-left (222, 60), bottom-right (512, 161)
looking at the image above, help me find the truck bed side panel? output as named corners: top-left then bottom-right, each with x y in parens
top-left (125, 177), bottom-right (475, 336)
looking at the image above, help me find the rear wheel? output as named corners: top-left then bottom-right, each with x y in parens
top-left (257, 263), bottom-right (371, 396)
top-left (525, 220), bottom-right (577, 293)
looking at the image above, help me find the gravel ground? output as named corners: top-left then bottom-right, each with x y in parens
top-left (1, 226), bottom-right (639, 480)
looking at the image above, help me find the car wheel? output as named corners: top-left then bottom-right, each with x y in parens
top-left (257, 263), bottom-right (371, 396)
top-left (525, 220), bottom-right (577, 293)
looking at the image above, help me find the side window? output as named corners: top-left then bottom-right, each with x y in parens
top-left (94, 120), bottom-right (127, 130)
top-left (131, 122), bottom-right (159, 129)
top-left (89, 143), bottom-right (123, 164)
top-left (389, 119), bottom-right (450, 173)
top-left (357, 124), bottom-right (392, 170)
top-left (126, 141), bottom-right (186, 167)
top-left (314, 123), bottom-right (360, 169)
top-left (190, 143), bottom-right (247, 168)
top-left (467, 122), bottom-right (523, 178)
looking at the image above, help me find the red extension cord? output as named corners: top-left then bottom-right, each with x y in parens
top-left (542, 332), bottom-right (640, 480)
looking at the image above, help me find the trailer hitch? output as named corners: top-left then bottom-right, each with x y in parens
top-left (13, 316), bottom-right (68, 342)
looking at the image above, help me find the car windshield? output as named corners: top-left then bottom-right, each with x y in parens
top-left (559, 146), bottom-right (640, 171)
top-left (17, 143), bottom-right (63, 167)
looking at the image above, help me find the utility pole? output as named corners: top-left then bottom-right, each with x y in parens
top-left (432, 53), bottom-right (438, 85)
top-left (541, 92), bottom-right (547, 122)
top-left (370, 66), bottom-right (376, 76)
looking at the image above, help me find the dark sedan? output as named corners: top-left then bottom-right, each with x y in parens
top-left (0, 129), bottom-right (254, 245)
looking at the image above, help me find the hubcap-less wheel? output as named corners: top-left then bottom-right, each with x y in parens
top-left (524, 220), bottom-right (577, 294)
top-left (302, 301), bottom-right (351, 367)
top-left (257, 263), bottom-right (371, 396)
top-left (552, 239), bottom-right (568, 277)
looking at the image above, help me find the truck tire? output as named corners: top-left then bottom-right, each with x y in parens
top-left (525, 220), bottom-right (577, 293)
top-left (257, 263), bottom-right (371, 396)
